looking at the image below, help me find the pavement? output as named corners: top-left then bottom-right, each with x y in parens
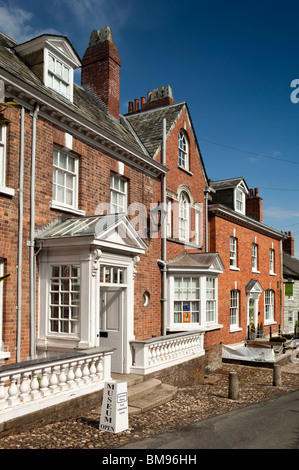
top-left (121, 390), bottom-right (299, 449)
top-left (0, 357), bottom-right (298, 449)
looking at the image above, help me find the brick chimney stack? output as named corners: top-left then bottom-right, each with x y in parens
top-left (126, 85), bottom-right (175, 114)
top-left (81, 27), bottom-right (121, 120)
top-left (283, 231), bottom-right (295, 256)
top-left (246, 188), bottom-right (263, 222)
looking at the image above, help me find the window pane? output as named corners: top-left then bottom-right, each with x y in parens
top-left (49, 265), bottom-right (80, 335)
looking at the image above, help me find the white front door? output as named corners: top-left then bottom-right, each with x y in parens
top-left (100, 287), bottom-right (125, 373)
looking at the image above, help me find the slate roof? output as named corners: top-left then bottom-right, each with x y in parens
top-left (283, 252), bottom-right (299, 280)
top-left (211, 177), bottom-right (248, 191)
top-left (0, 31), bottom-right (143, 154)
top-left (124, 103), bottom-right (185, 158)
top-left (166, 251), bottom-right (225, 271)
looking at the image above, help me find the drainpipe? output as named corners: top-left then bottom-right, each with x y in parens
top-left (29, 104), bottom-right (39, 359)
top-left (161, 118), bottom-right (167, 336)
top-left (204, 185), bottom-right (215, 253)
top-left (16, 106), bottom-right (25, 362)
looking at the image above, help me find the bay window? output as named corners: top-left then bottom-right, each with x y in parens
top-left (174, 277), bottom-right (200, 324)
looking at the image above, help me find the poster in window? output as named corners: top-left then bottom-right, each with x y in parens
top-left (183, 303), bottom-right (190, 323)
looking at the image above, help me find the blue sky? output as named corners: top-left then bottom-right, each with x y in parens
top-left (1, 0), bottom-right (299, 255)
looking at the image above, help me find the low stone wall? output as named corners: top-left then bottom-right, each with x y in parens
top-left (0, 388), bottom-right (105, 437)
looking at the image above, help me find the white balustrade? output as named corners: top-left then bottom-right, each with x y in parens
top-left (0, 349), bottom-right (113, 424)
top-left (131, 331), bottom-right (204, 375)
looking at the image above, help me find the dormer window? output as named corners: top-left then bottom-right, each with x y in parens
top-left (235, 187), bottom-right (245, 214)
top-left (15, 35), bottom-right (81, 103)
top-left (47, 53), bottom-right (71, 99)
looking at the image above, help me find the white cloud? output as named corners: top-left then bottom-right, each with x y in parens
top-left (0, 3), bottom-right (61, 43)
top-left (264, 206), bottom-right (299, 219)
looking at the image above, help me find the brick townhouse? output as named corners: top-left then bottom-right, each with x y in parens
top-left (0, 24), bottom-right (286, 383)
top-left (0, 25), bottom-right (226, 379)
top-left (208, 178), bottom-right (285, 344)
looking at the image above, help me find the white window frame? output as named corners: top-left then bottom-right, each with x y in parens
top-left (252, 243), bottom-right (258, 272)
top-left (179, 192), bottom-right (190, 242)
top-left (168, 275), bottom-right (219, 331)
top-left (230, 237), bottom-right (237, 268)
top-left (178, 131), bottom-right (189, 171)
top-left (235, 187), bottom-right (245, 214)
top-left (265, 289), bottom-right (274, 323)
top-left (46, 50), bottom-right (72, 100)
top-left (269, 248), bottom-right (275, 274)
top-left (52, 148), bottom-right (79, 212)
top-left (230, 289), bottom-right (239, 329)
top-left (173, 276), bottom-right (201, 325)
top-left (49, 264), bottom-right (81, 336)
top-left (110, 174), bottom-right (128, 214)
top-left (206, 276), bottom-right (217, 324)
top-left (166, 199), bottom-right (172, 238)
top-left (0, 125), bottom-right (14, 196)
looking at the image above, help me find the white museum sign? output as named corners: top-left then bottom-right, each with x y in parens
top-left (99, 380), bottom-right (129, 433)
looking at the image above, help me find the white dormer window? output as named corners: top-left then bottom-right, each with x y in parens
top-left (15, 35), bottom-right (81, 103)
top-left (235, 187), bottom-right (245, 214)
top-left (47, 53), bottom-right (71, 99)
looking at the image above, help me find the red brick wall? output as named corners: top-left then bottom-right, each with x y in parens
top-left (210, 213), bottom-right (283, 345)
top-left (158, 108), bottom-right (207, 259)
top-left (0, 105), bottom-right (163, 362)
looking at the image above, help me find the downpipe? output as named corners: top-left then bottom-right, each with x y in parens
top-left (16, 106), bottom-right (25, 362)
top-left (29, 104), bottom-right (39, 360)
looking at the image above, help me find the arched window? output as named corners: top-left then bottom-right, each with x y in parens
top-left (178, 131), bottom-right (189, 170)
top-left (179, 191), bottom-right (190, 242)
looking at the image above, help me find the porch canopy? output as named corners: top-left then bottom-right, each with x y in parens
top-left (165, 251), bottom-right (225, 273)
top-left (36, 213), bottom-right (148, 254)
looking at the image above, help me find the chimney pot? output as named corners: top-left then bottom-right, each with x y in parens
top-left (254, 188), bottom-right (259, 197)
top-left (128, 101), bottom-right (133, 113)
top-left (141, 96), bottom-right (146, 107)
top-left (249, 189), bottom-right (254, 197)
top-left (134, 99), bottom-right (139, 111)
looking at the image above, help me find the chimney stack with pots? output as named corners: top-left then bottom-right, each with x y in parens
top-left (246, 187), bottom-right (263, 222)
top-left (126, 85), bottom-right (175, 114)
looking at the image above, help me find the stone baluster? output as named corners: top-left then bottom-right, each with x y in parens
top-left (82, 359), bottom-right (91, 385)
top-left (96, 358), bottom-right (103, 380)
top-left (20, 372), bottom-right (31, 403)
top-left (75, 361), bottom-right (83, 386)
top-left (148, 345), bottom-right (153, 365)
top-left (0, 377), bottom-right (7, 410)
top-left (40, 368), bottom-right (51, 397)
top-left (8, 376), bottom-right (19, 406)
top-left (59, 364), bottom-right (68, 392)
top-left (67, 363), bottom-right (76, 389)
top-left (49, 366), bottom-right (59, 394)
top-left (31, 371), bottom-right (41, 400)
top-left (89, 358), bottom-right (97, 382)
